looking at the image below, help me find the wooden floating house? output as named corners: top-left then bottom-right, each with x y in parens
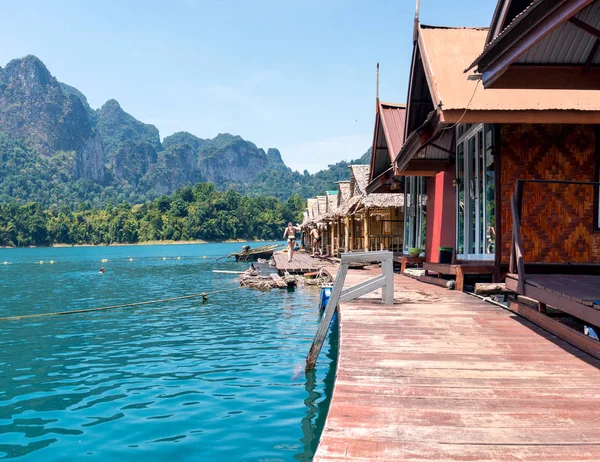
top-left (367, 1), bottom-right (600, 292)
top-left (311, 2), bottom-right (600, 459)
top-left (362, 0), bottom-right (600, 355)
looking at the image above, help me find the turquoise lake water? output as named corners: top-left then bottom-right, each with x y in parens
top-left (0, 243), bottom-right (337, 461)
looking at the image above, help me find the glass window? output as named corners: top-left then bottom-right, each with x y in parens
top-left (456, 143), bottom-right (465, 255)
top-left (403, 177), bottom-right (426, 253)
top-left (456, 124), bottom-right (495, 260)
top-left (467, 136), bottom-right (476, 255)
top-left (484, 125), bottom-right (495, 254)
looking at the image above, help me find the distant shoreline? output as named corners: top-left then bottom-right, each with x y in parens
top-left (0, 239), bottom-right (276, 249)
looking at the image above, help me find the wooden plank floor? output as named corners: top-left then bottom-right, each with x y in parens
top-left (526, 274), bottom-right (600, 306)
top-left (273, 252), bottom-right (326, 274)
top-left (315, 268), bottom-right (600, 461)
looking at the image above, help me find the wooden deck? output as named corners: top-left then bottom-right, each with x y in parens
top-left (424, 261), bottom-right (499, 291)
top-left (315, 268), bottom-right (600, 461)
top-left (394, 255), bottom-right (425, 272)
top-left (272, 252), bottom-right (326, 274)
top-left (511, 274), bottom-right (600, 307)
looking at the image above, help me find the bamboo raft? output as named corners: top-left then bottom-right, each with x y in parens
top-left (227, 244), bottom-right (280, 262)
top-left (239, 265), bottom-right (298, 290)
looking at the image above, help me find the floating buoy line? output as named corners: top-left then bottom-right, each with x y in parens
top-left (0, 286), bottom-right (245, 322)
top-left (0, 255), bottom-right (235, 266)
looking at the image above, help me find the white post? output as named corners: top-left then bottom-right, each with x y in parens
top-left (305, 251), bottom-right (394, 371)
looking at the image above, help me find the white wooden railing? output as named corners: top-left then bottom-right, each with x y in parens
top-left (305, 251), bottom-right (394, 371)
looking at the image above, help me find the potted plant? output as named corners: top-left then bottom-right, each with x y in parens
top-left (439, 246), bottom-right (454, 264)
top-left (408, 247), bottom-right (424, 257)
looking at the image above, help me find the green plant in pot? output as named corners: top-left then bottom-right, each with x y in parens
top-left (439, 246), bottom-right (454, 264)
top-left (408, 247), bottom-right (424, 257)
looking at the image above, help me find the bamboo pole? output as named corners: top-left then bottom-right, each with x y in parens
top-left (364, 209), bottom-right (370, 252)
top-left (330, 221), bottom-right (335, 257)
top-left (345, 216), bottom-right (350, 253)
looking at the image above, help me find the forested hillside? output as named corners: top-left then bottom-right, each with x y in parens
top-left (0, 184), bottom-right (304, 247)
top-left (0, 55), bottom-right (371, 207)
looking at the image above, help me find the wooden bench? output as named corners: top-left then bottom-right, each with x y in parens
top-left (424, 262), bottom-right (499, 292)
top-left (394, 255), bottom-right (425, 273)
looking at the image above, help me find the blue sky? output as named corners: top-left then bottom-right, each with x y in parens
top-left (0, 0), bottom-right (495, 172)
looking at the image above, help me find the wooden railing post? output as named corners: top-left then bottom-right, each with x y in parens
top-left (511, 180), bottom-right (526, 294)
top-left (305, 251), bottom-right (394, 371)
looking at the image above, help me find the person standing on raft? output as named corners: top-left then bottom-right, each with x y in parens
top-left (309, 227), bottom-right (321, 257)
top-left (283, 222), bottom-right (301, 262)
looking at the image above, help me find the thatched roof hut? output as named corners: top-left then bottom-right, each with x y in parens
top-left (304, 198), bottom-right (318, 224)
top-left (349, 165), bottom-right (404, 213)
top-left (303, 163), bottom-right (403, 228)
top-left (336, 181), bottom-right (351, 207)
top-left (317, 196), bottom-right (327, 215)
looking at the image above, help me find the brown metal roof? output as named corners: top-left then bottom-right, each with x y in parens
top-left (379, 102), bottom-right (406, 163)
top-left (517, 2), bottom-right (600, 66)
top-left (394, 109), bottom-right (453, 176)
top-left (477, 0), bottom-right (543, 61)
top-left (419, 24), bottom-right (600, 114)
top-left (467, 0), bottom-right (600, 89)
top-left (369, 101), bottom-right (407, 184)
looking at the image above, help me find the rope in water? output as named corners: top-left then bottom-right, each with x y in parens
top-left (0, 286), bottom-right (245, 322)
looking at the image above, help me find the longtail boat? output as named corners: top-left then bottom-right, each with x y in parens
top-left (227, 244), bottom-right (280, 262)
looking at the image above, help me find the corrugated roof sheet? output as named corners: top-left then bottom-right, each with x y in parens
top-left (516, 1), bottom-right (600, 65)
top-left (379, 102), bottom-right (407, 163)
top-left (420, 24), bottom-right (600, 111)
top-left (474, 0), bottom-right (542, 65)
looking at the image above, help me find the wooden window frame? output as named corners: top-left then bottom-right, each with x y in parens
top-left (593, 125), bottom-right (600, 234)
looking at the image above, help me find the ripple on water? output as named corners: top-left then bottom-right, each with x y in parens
top-left (0, 244), bottom-right (337, 461)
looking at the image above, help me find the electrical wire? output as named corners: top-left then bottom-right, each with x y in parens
top-left (442, 78), bottom-right (481, 131)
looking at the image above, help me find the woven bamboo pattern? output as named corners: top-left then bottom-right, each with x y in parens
top-left (500, 124), bottom-right (599, 264)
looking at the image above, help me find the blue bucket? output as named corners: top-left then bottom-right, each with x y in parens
top-left (319, 286), bottom-right (332, 311)
top-left (584, 325), bottom-right (599, 341)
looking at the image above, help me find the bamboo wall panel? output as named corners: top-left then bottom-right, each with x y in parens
top-left (500, 124), bottom-right (599, 264)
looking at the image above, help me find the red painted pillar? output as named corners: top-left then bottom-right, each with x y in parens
top-left (426, 168), bottom-right (456, 263)
top-left (425, 177), bottom-right (435, 263)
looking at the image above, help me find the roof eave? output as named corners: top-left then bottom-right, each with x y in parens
top-left (395, 110), bottom-right (445, 172)
top-left (469, 0), bottom-right (595, 86)
top-left (366, 167), bottom-right (394, 194)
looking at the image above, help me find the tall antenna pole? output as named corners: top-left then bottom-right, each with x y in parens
top-left (376, 62), bottom-right (379, 103)
top-left (413, 0), bottom-right (421, 43)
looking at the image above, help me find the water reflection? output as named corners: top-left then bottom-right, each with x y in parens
top-left (296, 317), bottom-right (339, 461)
